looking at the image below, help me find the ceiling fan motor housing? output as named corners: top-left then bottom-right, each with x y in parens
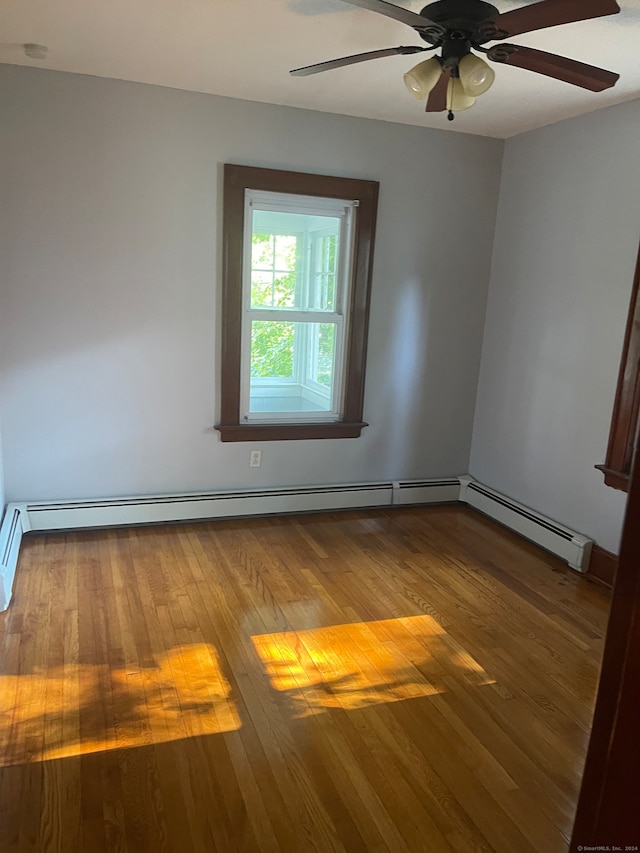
top-left (418, 0), bottom-right (500, 43)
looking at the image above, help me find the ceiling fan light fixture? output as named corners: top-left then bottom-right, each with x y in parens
top-left (291, 0), bottom-right (622, 122)
top-left (458, 53), bottom-right (495, 97)
top-left (447, 77), bottom-right (476, 112)
top-left (403, 56), bottom-right (441, 100)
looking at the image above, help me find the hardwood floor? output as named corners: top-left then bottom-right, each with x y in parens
top-left (0, 506), bottom-right (610, 853)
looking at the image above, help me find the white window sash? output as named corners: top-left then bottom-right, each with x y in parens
top-left (240, 192), bottom-right (355, 423)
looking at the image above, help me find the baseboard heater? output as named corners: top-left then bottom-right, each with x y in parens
top-left (459, 476), bottom-right (592, 572)
top-left (24, 478), bottom-right (461, 533)
top-left (0, 504), bottom-right (29, 611)
top-left (0, 474), bottom-right (593, 611)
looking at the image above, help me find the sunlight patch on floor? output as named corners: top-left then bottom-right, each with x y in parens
top-left (0, 644), bottom-right (240, 766)
top-left (252, 613), bottom-right (495, 717)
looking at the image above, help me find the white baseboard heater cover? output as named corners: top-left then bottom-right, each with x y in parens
top-left (0, 505), bottom-right (29, 612)
top-left (25, 478), bottom-right (461, 534)
top-left (459, 476), bottom-right (592, 572)
top-left (392, 479), bottom-right (461, 506)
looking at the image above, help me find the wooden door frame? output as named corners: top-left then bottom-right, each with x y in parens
top-left (570, 430), bottom-right (640, 846)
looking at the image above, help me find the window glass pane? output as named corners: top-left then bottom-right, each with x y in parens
top-left (249, 321), bottom-right (337, 416)
top-left (274, 235), bottom-right (297, 271)
top-left (251, 233), bottom-right (274, 269)
top-left (310, 233), bottom-right (338, 311)
top-left (313, 324), bottom-right (336, 388)
top-left (250, 320), bottom-right (294, 380)
top-left (250, 210), bottom-right (341, 311)
top-left (273, 272), bottom-right (296, 308)
top-left (251, 271), bottom-right (274, 307)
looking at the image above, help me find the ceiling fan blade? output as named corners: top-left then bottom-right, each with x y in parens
top-left (336, 0), bottom-right (442, 31)
top-left (489, 44), bottom-right (620, 91)
top-left (491, 0), bottom-right (620, 39)
top-left (425, 69), bottom-right (449, 112)
top-left (290, 45), bottom-right (427, 76)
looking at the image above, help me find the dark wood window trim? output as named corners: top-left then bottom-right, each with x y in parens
top-left (216, 164), bottom-right (379, 443)
top-left (596, 240), bottom-right (640, 491)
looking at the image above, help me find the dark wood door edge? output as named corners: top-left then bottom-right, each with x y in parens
top-left (570, 399), bottom-right (640, 848)
top-left (588, 544), bottom-right (619, 588)
top-left (596, 239), bottom-right (640, 493)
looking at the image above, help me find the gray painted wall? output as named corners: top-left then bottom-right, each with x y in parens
top-left (470, 99), bottom-right (640, 554)
top-left (0, 66), bottom-right (503, 503)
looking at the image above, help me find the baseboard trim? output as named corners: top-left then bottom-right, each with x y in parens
top-left (588, 544), bottom-right (618, 587)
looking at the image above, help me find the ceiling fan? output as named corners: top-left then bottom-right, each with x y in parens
top-left (290, 0), bottom-right (621, 120)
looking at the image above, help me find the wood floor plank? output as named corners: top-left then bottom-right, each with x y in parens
top-left (0, 505), bottom-right (610, 852)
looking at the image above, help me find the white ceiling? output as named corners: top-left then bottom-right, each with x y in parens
top-left (1, 0), bottom-right (640, 138)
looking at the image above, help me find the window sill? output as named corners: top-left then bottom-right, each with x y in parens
top-left (215, 422), bottom-right (368, 442)
top-left (595, 464), bottom-right (630, 493)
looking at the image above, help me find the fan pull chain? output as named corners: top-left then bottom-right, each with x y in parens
top-left (446, 76), bottom-right (455, 121)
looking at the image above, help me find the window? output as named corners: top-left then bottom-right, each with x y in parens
top-left (244, 193), bottom-right (353, 422)
top-left (596, 240), bottom-right (640, 492)
top-left (217, 165), bottom-right (379, 442)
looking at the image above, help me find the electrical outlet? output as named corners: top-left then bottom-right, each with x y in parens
top-left (249, 450), bottom-right (262, 468)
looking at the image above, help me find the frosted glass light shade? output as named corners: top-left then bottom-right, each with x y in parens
top-left (447, 77), bottom-right (476, 111)
top-left (403, 57), bottom-right (442, 100)
top-left (458, 53), bottom-right (495, 97)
